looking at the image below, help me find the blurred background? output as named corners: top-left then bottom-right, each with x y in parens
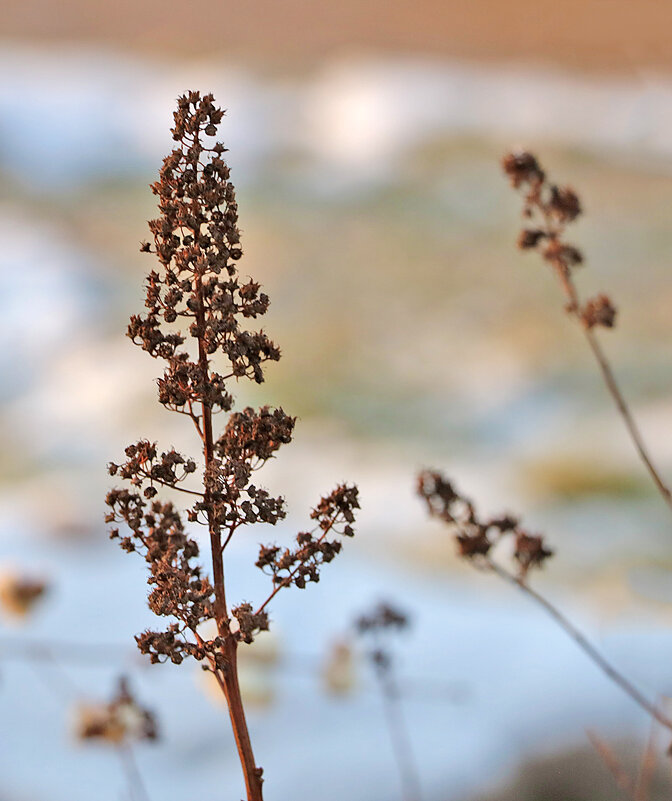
top-left (3, 1), bottom-right (672, 799)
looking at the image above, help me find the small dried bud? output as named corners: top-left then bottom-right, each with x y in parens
top-left (502, 151), bottom-right (544, 188)
top-left (74, 678), bottom-right (158, 745)
top-left (548, 185), bottom-right (581, 222)
top-left (0, 571), bottom-right (48, 619)
top-left (517, 229), bottom-right (546, 249)
top-left (582, 294), bottom-right (617, 329)
top-left (514, 532), bottom-right (553, 577)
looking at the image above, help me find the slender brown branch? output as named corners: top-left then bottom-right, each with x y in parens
top-left (635, 715), bottom-right (658, 801)
top-left (138, 472), bottom-right (204, 497)
top-left (551, 255), bottom-right (672, 514)
top-left (505, 154), bottom-right (672, 515)
top-left (587, 729), bottom-right (637, 800)
top-left (487, 558), bottom-right (672, 733)
top-left (194, 258), bottom-right (263, 801)
top-left (583, 326), bottom-right (672, 512)
top-left (118, 745), bottom-right (151, 801)
top-left (253, 513), bottom-right (339, 617)
top-left (376, 662), bottom-right (423, 801)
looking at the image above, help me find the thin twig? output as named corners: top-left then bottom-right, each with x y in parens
top-left (552, 255), bottom-right (672, 514)
top-left (528, 174), bottom-right (672, 515)
top-left (583, 326), bottom-right (672, 512)
top-left (635, 712), bottom-right (659, 801)
top-left (118, 745), bottom-right (150, 801)
top-left (253, 512), bottom-right (341, 617)
top-left (587, 729), bottom-right (637, 800)
top-left (487, 558), bottom-right (672, 733)
top-left (375, 663), bottom-right (423, 801)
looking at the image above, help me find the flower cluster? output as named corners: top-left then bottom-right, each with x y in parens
top-left (129, 90), bottom-right (280, 420)
top-left (106, 488), bottom-right (214, 664)
top-left (0, 570), bottom-right (48, 619)
top-left (355, 602), bottom-right (408, 635)
top-left (256, 484), bottom-right (359, 591)
top-left (106, 90), bottom-right (359, 766)
top-left (502, 150), bottom-right (616, 331)
top-left (354, 601), bottom-right (410, 683)
top-left (108, 441), bottom-right (197, 498)
top-left (417, 470), bottom-right (552, 579)
top-left (75, 678), bottom-right (158, 744)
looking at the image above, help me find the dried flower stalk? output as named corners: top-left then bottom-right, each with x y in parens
top-left (105, 91), bottom-right (359, 800)
top-left (502, 152), bottom-right (672, 514)
top-left (417, 470), bottom-right (672, 735)
top-left (355, 603), bottom-right (422, 801)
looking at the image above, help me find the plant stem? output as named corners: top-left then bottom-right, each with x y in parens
top-left (583, 326), bottom-right (672, 513)
top-left (550, 247), bottom-right (672, 515)
top-left (586, 730), bottom-right (637, 800)
top-left (118, 745), bottom-right (150, 801)
top-left (487, 558), bottom-right (672, 733)
top-left (195, 270), bottom-right (263, 801)
top-left (220, 637), bottom-right (264, 801)
top-left (375, 662), bottom-right (423, 801)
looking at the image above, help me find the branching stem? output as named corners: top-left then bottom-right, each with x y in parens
top-left (194, 257), bottom-right (263, 801)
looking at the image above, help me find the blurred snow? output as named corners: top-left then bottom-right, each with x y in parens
top-left (3, 46), bottom-right (672, 190)
top-left (1, 528), bottom-right (671, 801)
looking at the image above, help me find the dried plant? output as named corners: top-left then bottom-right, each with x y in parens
top-left (586, 726), bottom-right (663, 801)
top-left (417, 470), bottom-right (672, 734)
top-left (355, 602), bottom-right (422, 801)
top-left (502, 151), bottom-right (672, 513)
top-left (74, 677), bottom-right (157, 745)
top-left (105, 91), bottom-right (359, 800)
top-left (417, 152), bottom-right (672, 758)
top-left (0, 569), bottom-right (48, 619)
top-left (75, 677), bottom-right (156, 801)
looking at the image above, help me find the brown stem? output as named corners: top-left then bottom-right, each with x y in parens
top-left (634, 715), bottom-right (658, 801)
top-left (220, 637), bottom-right (264, 801)
top-left (487, 558), bottom-right (672, 733)
top-left (586, 730), bottom-right (637, 800)
top-left (547, 234), bottom-right (672, 514)
top-left (194, 264), bottom-right (263, 801)
top-left (375, 660), bottom-right (423, 801)
top-left (583, 326), bottom-right (672, 513)
top-left (118, 744), bottom-right (151, 801)
top-left (253, 512), bottom-right (340, 617)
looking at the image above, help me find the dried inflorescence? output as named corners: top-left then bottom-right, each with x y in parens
top-left (256, 484), bottom-right (359, 591)
top-left (75, 678), bottom-right (158, 745)
top-left (355, 601), bottom-right (409, 672)
top-left (105, 91), bottom-right (358, 800)
top-left (0, 570), bottom-right (48, 619)
top-left (503, 150), bottom-right (616, 331)
top-left (417, 470), bottom-right (552, 579)
top-left (356, 602), bottom-right (409, 636)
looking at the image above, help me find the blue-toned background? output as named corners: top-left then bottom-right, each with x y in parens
top-left (2, 5), bottom-right (672, 799)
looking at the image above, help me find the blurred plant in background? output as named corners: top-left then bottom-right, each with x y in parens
top-left (418, 152), bottom-right (672, 800)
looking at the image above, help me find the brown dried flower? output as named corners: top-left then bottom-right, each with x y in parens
top-left (417, 470), bottom-right (553, 578)
top-left (582, 293), bottom-right (617, 329)
top-left (74, 678), bottom-right (157, 745)
top-left (0, 570), bottom-right (48, 619)
top-left (105, 91), bottom-right (358, 801)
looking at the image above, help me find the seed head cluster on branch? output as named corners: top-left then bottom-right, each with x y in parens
top-left (104, 90), bottom-right (359, 801)
top-left (417, 470), bottom-right (552, 579)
